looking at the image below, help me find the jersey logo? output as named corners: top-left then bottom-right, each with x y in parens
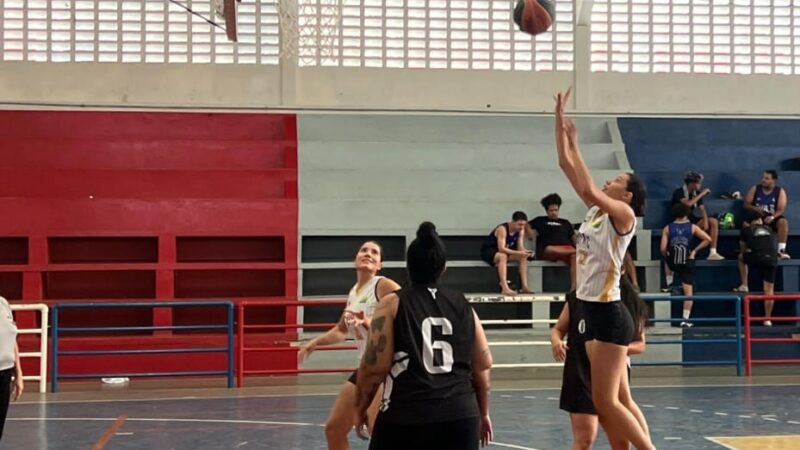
top-left (578, 319), bottom-right (586, 335)
top-left (380, 351), bottom-right (410, 413)
top-left (427, 287), bottom-right (438, 299)
top-left (359, 295), bottom-right (368, 304)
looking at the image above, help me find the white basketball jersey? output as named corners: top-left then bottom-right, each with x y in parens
top-left (575, 206), bottom-right (636, 302)
top-left (346, 275), bottom-right (384, 358)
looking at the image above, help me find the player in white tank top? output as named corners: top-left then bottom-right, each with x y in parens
top-left (345, 274), bottom-right (384, 359)
top-left (297, 241), bottom-right (401, 450)
top-left (554, 89), bottom-right (655, 450)
top-left (576, 206), bottom-right (637, 302)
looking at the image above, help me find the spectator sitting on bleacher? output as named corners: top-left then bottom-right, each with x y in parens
top-left (481, 211), bottom-right (534, 296)
top-left (660, 203), bottom-right (712, 328)
top-left (671, 171), bottom-right (724, 261)
top-left (739, 211), bottom-right (779, 326)
top-left (526, 193), bottom-right (577, 290)
top-left (742, 170), bottom-right (790, 260)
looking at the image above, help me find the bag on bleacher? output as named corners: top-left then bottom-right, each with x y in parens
top-left (718, 212), bottom-right (736, 229)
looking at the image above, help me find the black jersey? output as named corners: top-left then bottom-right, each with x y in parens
top-left (741, 224), bottom-right (778, 264)
top-left (378, 284), bottom-right (479, 424)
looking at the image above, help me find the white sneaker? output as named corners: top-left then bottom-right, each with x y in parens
top-left (764, 320), bottom-right (773, 327)
top-left (779, 250), bottom-right (791, 260)
top-left (733, 285), bottom-right (749, 293)
top-left (680, 321), bottom-right (694, 328)
top-left (707, 252), bottom-right (725, 261)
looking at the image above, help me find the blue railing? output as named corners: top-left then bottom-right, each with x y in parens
top-left (636, 295), bottom-right (743, 376)
top-left (51, 301), bottom-right (235, 392)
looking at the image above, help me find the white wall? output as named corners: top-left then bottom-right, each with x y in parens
top-left (3, 23), bottom-right (800, 114)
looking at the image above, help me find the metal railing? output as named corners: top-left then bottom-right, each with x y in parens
top-left (51, 301), bottom-right (234, 392)
top-left (10, 303), bottom-right (49, 393)
top-left (638, 295), bottom-right (742, 376)
top-left (743, 294), bottom-right (800, 376)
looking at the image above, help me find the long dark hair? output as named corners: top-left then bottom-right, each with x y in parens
top-left (620, 275), bottom-right (648, 337)
top-left (626, 173), bottom-right (647, 217)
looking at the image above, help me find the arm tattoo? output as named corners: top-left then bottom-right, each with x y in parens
top-left (371, 316), bottom-right (386, 333)
top-left (364, 334), bottom-right (387, 365)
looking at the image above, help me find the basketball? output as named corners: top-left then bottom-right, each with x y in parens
top-left (513, 0), bottom-right (555, 36)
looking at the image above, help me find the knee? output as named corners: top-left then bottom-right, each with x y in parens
top-left (324, 418), bottom-right (350, 440)
top-left (709, 217), bottom-right (719, 228)
top-left (496, 252), bottom-right (508, 263)
top-left (574, 434), bottom-right (596, 450)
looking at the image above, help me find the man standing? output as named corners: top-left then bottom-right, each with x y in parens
top-left (740, 212), bottom-right (779, 326)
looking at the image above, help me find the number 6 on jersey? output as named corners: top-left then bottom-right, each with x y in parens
top-left (422, 317), bottom-right (454, 374)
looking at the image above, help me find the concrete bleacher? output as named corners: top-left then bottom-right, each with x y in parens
top-left (621, 117), bottom-right (800, 311)
top-left (296, 114), bottom-right (652, 294)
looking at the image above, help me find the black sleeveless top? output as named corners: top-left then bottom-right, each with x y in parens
top-left (378, 284), bottom-right (479, 424)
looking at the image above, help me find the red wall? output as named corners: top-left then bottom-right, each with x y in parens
top-left (0, 110), bottom-right (298, 377)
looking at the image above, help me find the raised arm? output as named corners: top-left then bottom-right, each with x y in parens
top-left (554, 91), bottom-right (635, 233)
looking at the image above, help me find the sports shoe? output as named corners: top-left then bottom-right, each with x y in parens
top-left (764, 320), bottom-right (773, 327)
top-left (707, 252), bottom-right (725, 261)
top-left (661, 286), bottom-right (672, 293)
top-left (680, 321), bottom-right (693, 328)
top-left (779, 250), bottom-right (791, 260)
top-left (733, 285), bottom-right (749, 293)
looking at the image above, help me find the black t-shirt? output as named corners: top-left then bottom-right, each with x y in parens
top-left (740, 224), bottom-right (778, 264)
top-left (672, 186), bottom-right (703, 217)
top-left (530, 216), bottom-right (575, 255)
top-left (378, 284), bottom-right (479, 424)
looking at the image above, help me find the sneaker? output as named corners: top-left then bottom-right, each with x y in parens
top-left (733, 285), bottom-right (749, 293)
top-left (680, 321), bottom-right (694, 328)
top-left (661, 286), bottom-right (672, 293)
top-left (779, 250), bottom-right (791, 260)
top-left (764, 320), bottom-right (773, 327)
top-left (707, 252), bottom-right (725, 261)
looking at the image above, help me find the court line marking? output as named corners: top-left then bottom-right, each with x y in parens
top-left (8, 417), bottom-right (317, 427)
top-left (489, 442), bottom-right (541, 450)
top-left (14, 382), bottom-right (800, 406)
top-left (92, 415), bottom-right (126, 450)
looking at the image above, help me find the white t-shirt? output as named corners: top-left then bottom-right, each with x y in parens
top-left (0, 297), bottom-right (18, 371)
top-left (576, 206), bottom-right (636, 302)
top-left (345, 275), bottom-right (384, 359)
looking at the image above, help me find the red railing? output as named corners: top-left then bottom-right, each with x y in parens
top-left (743, 294), bottom-right (800, 376)
top-left (237, 299), bottom-right (357, 387)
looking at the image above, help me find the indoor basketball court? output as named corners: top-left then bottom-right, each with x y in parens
top-left (1, 0), bottom-right (800, 449)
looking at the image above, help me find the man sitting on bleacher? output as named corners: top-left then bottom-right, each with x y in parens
top-left (526, 193), bottom-right (576, 290)
top-left (743, 170), bottom-right (790, 260)
top-left (481, 211), bottom-right (535, 296)
top-left (671, 171), bottom-right (724, 261)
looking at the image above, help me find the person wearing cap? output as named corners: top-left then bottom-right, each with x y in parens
top-left (0, 296), bottom-right (23, 442)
